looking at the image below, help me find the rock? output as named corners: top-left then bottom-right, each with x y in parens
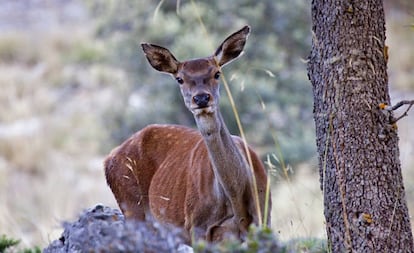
top-left (44, 204), bottom-right (187, 253)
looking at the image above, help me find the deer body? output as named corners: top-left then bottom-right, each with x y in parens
top-left (105, 26), bottom-right (271, 243)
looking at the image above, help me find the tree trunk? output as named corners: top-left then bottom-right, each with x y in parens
top-left (307, 0), bottom-right (414, 252)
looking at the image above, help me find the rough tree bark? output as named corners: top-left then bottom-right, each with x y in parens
top-left (307, 0), bottom-right (414, 252)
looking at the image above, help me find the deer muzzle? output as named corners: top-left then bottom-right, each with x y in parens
top-left (193, 93), bottom-right (211, 108)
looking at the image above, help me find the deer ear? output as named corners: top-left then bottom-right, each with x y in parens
top-left (214, 26), bottom-right (250, 67)
top-left (141, 43), bottom-right (180, 74)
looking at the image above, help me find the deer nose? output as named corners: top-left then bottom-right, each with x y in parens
top-left (193, 94), bottom-right (210, 108)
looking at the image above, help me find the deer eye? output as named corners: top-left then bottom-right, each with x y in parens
top-left (214, 71), bottom-right (221, 80)
top-left (176, 77), bottom-right (184, 84)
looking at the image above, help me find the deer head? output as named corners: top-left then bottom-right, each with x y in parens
top-left (141, 26), bottom-right (250, 128)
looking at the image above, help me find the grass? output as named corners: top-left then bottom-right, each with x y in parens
top-left (0, 24), bottom-right (117, 249)
top-left (0, 33), bottom-right (40, 65)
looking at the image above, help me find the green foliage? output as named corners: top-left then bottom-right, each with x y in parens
top-left (244, 225), bottom-right (281, 252)
top-left (89, 0), bottom-right (315, 164)
top-left (192, 226), bottom-right (327, 253)
top-left (0, 235), bottom-right (19, 253)
top-left (0, 235), bottom-right (41, 253)
top-left (64, 40), bottom-right (107, 64)
top-left (19, 247), bottom-right (41, 253)
top-left (283, 238), bottom-right (328, 253)
top-left (192, 225), bottom-right (281, 253)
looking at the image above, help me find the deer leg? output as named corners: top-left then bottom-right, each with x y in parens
top-left (105, 156), bottom-right (148, 220)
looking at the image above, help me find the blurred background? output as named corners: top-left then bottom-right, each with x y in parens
top-left (0, 0), bottom-right (413, 249)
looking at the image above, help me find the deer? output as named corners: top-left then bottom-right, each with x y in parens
top-left (104, 25), bottom-right (271, 243)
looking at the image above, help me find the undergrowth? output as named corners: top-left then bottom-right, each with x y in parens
top-left (193, 226), bottom-right (327, 253)
top-left (0, 235), bottom-right (40, 253)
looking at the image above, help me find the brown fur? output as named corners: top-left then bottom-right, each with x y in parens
top-left (105, 26), bottom-right (271, 243)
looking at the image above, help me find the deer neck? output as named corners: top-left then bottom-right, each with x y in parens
top-left (194, 110), bottom-right (251, 219)
top-left (194, 110), bottom-right (236, 153)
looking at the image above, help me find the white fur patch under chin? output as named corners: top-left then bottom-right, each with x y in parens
top-left (193, 107), bottom-right (213, 115)
top-left (194, 112), bottom-right (220, 136)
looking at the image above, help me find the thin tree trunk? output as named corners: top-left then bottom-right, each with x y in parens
top-left (307, 0), bottom-right (413, 251)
